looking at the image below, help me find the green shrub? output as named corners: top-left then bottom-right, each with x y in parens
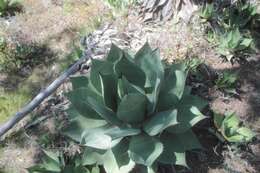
top-left (64, 43), bottom-right (208, 172)
top-left (214, 112), bottom-right (255, 143)
top-left (0, 0), bottom-right (22, 16)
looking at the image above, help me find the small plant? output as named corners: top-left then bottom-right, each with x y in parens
top-left (185, 58), bottom-right (203, 73)
top-left (199, 3), bottom-right (214, 22)
top-left (28, 150), bottom-right (100, 173)
top-left (214, 112), bottom-right (255, 143)
top-left (0, 0), bottom-right (22, 16)
top-left (221, 1), bottom-right (258, 29)
top-left (215, 71), bottom-right (238, 95)
top-left (217, 29), bottom-right (252, 61)
top-left (64, 43), bottom-right (208, 172)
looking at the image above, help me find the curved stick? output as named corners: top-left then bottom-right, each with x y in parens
top-left (0, 55), bottom-right (90, 138)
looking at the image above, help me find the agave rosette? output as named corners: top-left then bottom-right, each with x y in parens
top-left (65, 43), bottom-right (208, 173)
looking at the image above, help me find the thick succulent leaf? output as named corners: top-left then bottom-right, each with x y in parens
top-left (81, 127), bottom-right (113, 150)
top-left (129, 134), bottom-right (163, 166)
top-left (214, 112), bottom-right (225, 129)
top-left (66, 87), bottom-right (103, 119)
top-left (42, 150), bottom-right (60, 164)
top-left (40, 150), bottom-right (61, 172)
top-left (157, 79), bottom-right (190, 112)
top-left (64, 108), bottom-right (107, 142)
top-left (117, 77), bottom-right (145, 100)
top-left (86, 97), bottom-right (122, 126)
top-left (27, 165), bottom-right (56, 173)
top-left (163, 130), bottom-right (201, 151)
top-left (174, 152), bottom-right (187, 167)
top-left (166, 93), bottom-right (207, 133)
top-left (135, 42), bottom-right (153, 61)
top-left (161, 69), bottom-right (186, 99)
top-left (238, 38), bottom-right (252, 50)
top-left (146, 78), bottom-right (161, 115)
top-left (117, 93), bottom-right (147, 123)
top-left (124, 50), bottom-right (135, 60)
top-left (90, 59), bottom-right (114, 93)
top-left (79, 124), bottom-right (140, 149)
top-left (157, 92), bottom-right (179, 112)
top-left (91, 166), bottom-right (100, 173)
top-left (99, 73), bottom-right (117, 111)
top-left (112, 139), bottom-right (130, 168)
top-left (106, 44), bottom-right (123, 63)
top-left (158, 130), bottom-right (201, 166)
top-left (138, 164), bottom-right (158, 173)
top-left (115, 54), bottom-right (146, 88)
top-left (70, 76), bottom-right (88, 89)
top-left (135, 48), bottom-right (164, 88)
top-left (117, 78), bottom-right (126, 99)
top-left (158, 150), bottom-right (187, 167)
top-left (81, 148), bottom-right (107, 166)
top-left (144, 109), bottom-right (178, 136)
top-left (103, 150), bottom-right (135, 173)
top-left (179, 94), bottom-right (208, 111)
top-left (105, 126), bottom-right (141, 139)
top-left (122, 76), bottom-right (146, 95)
top-left (182, 86), bottom-right (192, 96)
top-left (63, 166), bottom-right (90, 173)
top-left (225, 134), bottom-right (244, 142)
top-left (223, 113), bottom-right (240, 130)
top-left (167, 106), bottom-right (206, 133)
top-left (221, 113), bottom-right (255, 143)
top-left (237, 127), bottom-right (255, 141)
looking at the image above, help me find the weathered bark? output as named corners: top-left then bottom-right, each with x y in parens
top-left (140, 0), bottom-right (202, 22)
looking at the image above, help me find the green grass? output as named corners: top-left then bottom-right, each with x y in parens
top-left (0, 88), bottom-right (30, 123)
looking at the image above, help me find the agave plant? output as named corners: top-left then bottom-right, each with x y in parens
top-left (64, 43), bottom-right (208, 173)
top-left (217, 28), bottom-right (252, 61)
top-left (214, 112), bottom-right (255, 143)
top-left (199, 3), bottom-right (214, 22)
top-left (221, 0), bottom-right (258, 29)
top-left (28, 150), bottom-right (99, 173)
top-left (215, 71), bottom-right (238, 95)
top-left (0, 0), bottom-right (22, 16)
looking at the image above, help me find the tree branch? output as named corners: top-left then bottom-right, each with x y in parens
top-left (0, 54), bottom-right (90, 138)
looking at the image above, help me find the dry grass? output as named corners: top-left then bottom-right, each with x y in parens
top-left (7, 0), bottom-right (109, 44)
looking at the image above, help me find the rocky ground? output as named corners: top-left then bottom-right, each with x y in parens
top-left (0, 1), bottom-right (259, 173)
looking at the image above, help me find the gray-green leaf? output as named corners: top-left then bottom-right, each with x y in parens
top-left (129, 134), bottom-right (163, 166)
top-left (144, 109), bottom-right (178, 136)
top-left (117, 93), bottom-right (147, 123)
